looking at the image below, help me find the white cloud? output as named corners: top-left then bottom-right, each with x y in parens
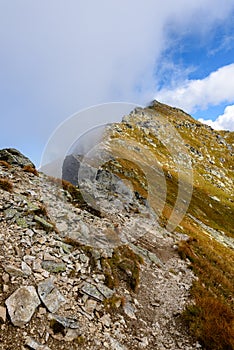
top-left (1, 1), bottom-right (234, 113)
top-left (0, 0), bottom-right (234, 164)
top-left (155, 64), bottom-right (234, 113)
top-left (199, 105), bottom-right (234, 131)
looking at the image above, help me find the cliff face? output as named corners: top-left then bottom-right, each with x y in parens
top-left (0, 101), bottom-right (233, 350)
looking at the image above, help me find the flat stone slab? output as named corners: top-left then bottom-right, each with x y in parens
top-left (34, 216), bottom-right (54, 231)
top-left (5, 286), bottom-right (40, 327)
top-left (38, 278), bottom-right (66, 313)
top-left (81, 282), bottom-right (104, 301)
top-left (96, 284), bottom-right (114, 299)
top-left (48, 314), bottom-right (80, 329)
top-left (41, 260), bottom-right (66, 273)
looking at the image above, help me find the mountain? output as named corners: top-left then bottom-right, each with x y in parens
top-left (0, 101), bottom-right (233, 350)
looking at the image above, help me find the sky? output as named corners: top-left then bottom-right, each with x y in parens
top-left (0, 1), bottom-right (234, 167)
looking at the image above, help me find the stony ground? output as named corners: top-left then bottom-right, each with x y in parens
top-left (1, 101), bottom-right (233, 350)
top-left (0, 154), bottom-right (202, 350)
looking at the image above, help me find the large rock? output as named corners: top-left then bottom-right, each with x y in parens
top-left (5, 286), bottom-right (40, 327)
top-left (0, 148), bottom-right (35, 168)
top-left (37, 278), bottom-right (66, 313)
top-left (62, 154), bottom-right (81, 185)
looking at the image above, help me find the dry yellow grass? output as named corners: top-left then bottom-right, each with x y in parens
top-left (0, 160), bottom-right (11, 169)
top-left (177, 219), bottom-right (234, 350)
top-left (101, 245), bottom-right (144, 292)
top-left (22, 165), bottom-right (39, 176)
top-left (0, 177), bottom-right (13, 192)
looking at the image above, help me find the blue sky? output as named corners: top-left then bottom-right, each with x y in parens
top-left (0, 1), bottom-right (234, 167)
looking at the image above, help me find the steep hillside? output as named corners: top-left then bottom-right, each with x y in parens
top-left (0, 101), bottom-right (233, 350)
top-left (103, 101), bottom-right (233, 237)
top-left (100, 101), bottom-right (234, 350)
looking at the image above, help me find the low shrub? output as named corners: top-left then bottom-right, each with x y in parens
top-left (0, 160), bottom-right (11, 169)
top-left (0, 178), bottom-right (13, 192)
top-left (22, 165), bottom-right (39, 176)
top-left (101, 245), bottom-right (144, 292)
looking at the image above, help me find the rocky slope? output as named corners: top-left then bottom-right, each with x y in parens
top-left (0, 101), bottom-right (233, 350)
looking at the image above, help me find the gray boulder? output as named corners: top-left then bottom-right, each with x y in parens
top-left (5, 286), bottom-right (40, 327)
top-left (37, 278), bottom-right (66, 313)
top-left (62, 154), bottom-right (81, 185)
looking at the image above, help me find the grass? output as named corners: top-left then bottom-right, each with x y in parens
top-left (177, 223), bottom-right (234, 350)
top-left (22, 165), bottom-right (39, 176)
top-left (104, 293), bottom-right (126, 311)
top-left (101, 245), bottom-right (144, 292)
top-left (0, 178), bottom-right (13, 192)
top-left (183, 283), bottom-right (234, 350)
top-left (0, 160), bottom-right (11, 169)
top-left (188, 185), bottom-right (234, 238)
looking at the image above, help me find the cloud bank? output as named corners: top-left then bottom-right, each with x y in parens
top-left (155, 63), bottom-right (234, 131)
top-left (0, 1), bottom-right (234, 163)
top-left (199, 105), bottom-right (234, 131)
top-left (155, 64), bottom-right (234, 113)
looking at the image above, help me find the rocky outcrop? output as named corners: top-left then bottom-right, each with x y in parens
top-left (62, 154), bottom-right (81, 185)
top-left (0, 148), bottom-right (35, 168)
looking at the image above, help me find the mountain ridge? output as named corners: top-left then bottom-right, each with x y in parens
top-left (0, 101), bottom-right (233, 349)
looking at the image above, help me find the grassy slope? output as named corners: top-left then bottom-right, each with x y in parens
top-left (103, 101), bottom-right (234, 350)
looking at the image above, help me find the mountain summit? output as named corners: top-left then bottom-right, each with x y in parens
top-left (0, 101), bottom-right (233, 350)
